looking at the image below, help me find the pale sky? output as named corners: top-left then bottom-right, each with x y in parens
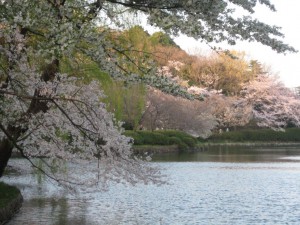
top-left (173, 1), bottom-right (300, 88)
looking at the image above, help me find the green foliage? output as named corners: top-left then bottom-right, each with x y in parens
top-left (101, 82), bottom-right (146, 128)
top-left (60, 55), bottom-right (146, 127)
top-left (181, 137), bottom-right (197, 147)
top-left (155, 130), bottom-right (195, 140)
top-left (0, 182), bottom-right (20, 208)
top-left (124, 130), bottom-right (198, 151)
top-left (150, 32), bottom-right (179, 47)
top-left (168, 137), bottom-right (182, 145)
top-left (140, 132), bottom-right (170, 145)
top-left (55, 129), bottom-right (71, 142)
top-left (124, 130), bottom-right (169, 145)
top-left (112, 26), bottom-right (155, 76)
top-left (61, 56), bottom-right (112, 84)
top-left (209, 128), bottom-right (300, 142)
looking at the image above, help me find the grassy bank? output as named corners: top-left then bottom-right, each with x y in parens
top-left (0, 182), bottom-right (23, 224)
top-left (0, 182), bottom-right (21, 209)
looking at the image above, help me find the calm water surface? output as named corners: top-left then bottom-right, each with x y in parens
top-left (3, 146), bottom-right (300, 225)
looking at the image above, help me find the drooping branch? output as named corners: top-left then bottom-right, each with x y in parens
top-left (0, 123), bottom-right (84, 186)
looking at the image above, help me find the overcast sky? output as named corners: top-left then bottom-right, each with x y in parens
top-left (172, 1), bottom-right (300, 88)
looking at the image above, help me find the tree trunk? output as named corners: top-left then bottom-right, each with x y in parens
top-left (0, 139), bottom-right (13, 177)
top-left (0, 59), bottom-right (59, 177)
top-left (0, 0), bottom-right (105, 177)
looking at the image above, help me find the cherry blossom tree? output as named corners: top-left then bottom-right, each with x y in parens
top-left (210, 75), bottom-right (300, 131)
top-left (214, 95), bottom-right (253, 130)
top-left (239, 75), bottom-right (300, 130)
top-left (141, 88), bottom-right (218, 138)
top-left (0, 0), bottom-right (296, 189)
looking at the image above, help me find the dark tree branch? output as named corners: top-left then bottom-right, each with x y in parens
top-left (107, 0), bottom-right (182, 10)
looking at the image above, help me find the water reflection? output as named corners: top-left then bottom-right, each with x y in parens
top-left (152, 145), bottom-right (300, 162)
top-left (3, 146), bottom-right (300, 225)
top-left (8, 197), bottom-right (91, 225)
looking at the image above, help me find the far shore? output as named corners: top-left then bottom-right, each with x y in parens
top-left (133, 142), bottom-right (300, 154)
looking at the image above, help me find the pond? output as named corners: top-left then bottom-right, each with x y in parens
top-left (3, 146), bottom-right (300, 225)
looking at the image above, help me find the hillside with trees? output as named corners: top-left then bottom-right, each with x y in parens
top-left (98, 26), bottom-right (300, 138)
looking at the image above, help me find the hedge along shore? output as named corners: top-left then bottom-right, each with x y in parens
top-left (0, 183), bottom-right (23, 224)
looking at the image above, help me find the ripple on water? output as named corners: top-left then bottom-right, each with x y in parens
top-left (3, 158), bottom-right (300, 225)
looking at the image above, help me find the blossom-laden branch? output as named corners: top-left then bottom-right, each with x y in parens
top-left (1, 71), bottom-right (165, 188)
top-left (104, 0), bottom-right (296, 53)
top-left (0, 123), bottom-right (83, 189)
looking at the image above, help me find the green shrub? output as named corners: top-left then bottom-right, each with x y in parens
top-left (209, 128), bottom-right (300, 142)
top-left (169, 137), bottom-right (182, 145)
top-left (181, 137), bottom-right (197, 147)
top-left (122, 121), bottom-right (134, 130)
top-left (177, 142), bottom-right (189, 152)
top-left (138, 131), bottom-right (168, 145)
top-left (123, 131), bottom-right (144, 145)
top-left (123, 130), bottom-right (198, 148)
top-left (156, 130), bottom-right (194, 139)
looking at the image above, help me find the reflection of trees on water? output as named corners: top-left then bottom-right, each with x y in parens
top-left (8, 197), bottom-right (90, 225)
top-left (152, 146), bottom-right (300, 163)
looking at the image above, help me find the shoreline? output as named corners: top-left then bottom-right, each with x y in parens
top-left (0, 183), bottom-right (23, 225)
top-left (133, 142), bottom-right (300, 154)
top-left (198, 141), bottom-right (300, 147)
